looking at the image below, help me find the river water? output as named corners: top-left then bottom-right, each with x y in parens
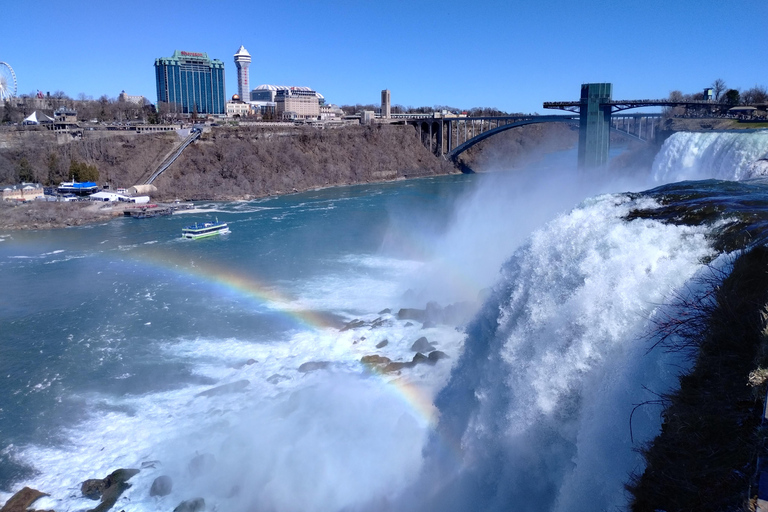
top-left (2, 131), bottom-right (768, 511)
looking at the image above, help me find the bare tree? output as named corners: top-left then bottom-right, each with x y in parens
top-left (712, 79), bottom-right (726, 101)
top-left (742, 86), bottom-right (768, 105)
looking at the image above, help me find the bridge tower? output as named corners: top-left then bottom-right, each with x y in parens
top-left (577, 83), bottom-right (612, 169)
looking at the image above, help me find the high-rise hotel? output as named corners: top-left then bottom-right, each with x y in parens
top-left (154, 50), bottom-right (226, 115)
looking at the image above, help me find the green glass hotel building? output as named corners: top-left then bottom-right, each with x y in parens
top-left (155, 50), bottom-right (225, 115)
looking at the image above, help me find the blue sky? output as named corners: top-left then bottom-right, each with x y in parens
top-left (2, 0), bottom-right (766, 114)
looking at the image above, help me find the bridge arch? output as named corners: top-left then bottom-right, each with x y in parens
top-left (445, 116), bottom-right (578, 161)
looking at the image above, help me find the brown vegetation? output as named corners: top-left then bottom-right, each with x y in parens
top-left (154, 125), bottom-right (456, 201)
top-left (627, 247), bottom-right (768, 511)
top-left (0, 201), bottom-right (114, 230)
top-left (0, 131), bottom-right (177, 188)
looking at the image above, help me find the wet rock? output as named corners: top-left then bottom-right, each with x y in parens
top-left (411, 352), bottom-right (429, 365)
top-left (427, 351), bottom-right (449, 364)
top-left (189, 453), bottom-right (216, 478)
top-left (361, 355), bottom-right (391, 367)
top-left (231, 358), bottom-right (257, 369)
top-left (91, 481), bottom-right (131, 512)
top-left (404, 322), bottom-right (414, 327)
top-left (173, 498), bottom-right (205, 512)
top-left (378, 308), bottom-right (391, 315)
top-left (382, 361), bottom-right (411, 373)
top-left (104, 468), bottom-right (140, 487)
top-left (340, 319), bottom-right (366, 332)
top-left (140, 460), bottom-right (160, 469)
top-left (298, 361), bottom-right (331, 373)
top-left (267, 374), bottom-right (289, 384)
top-left (81, 468), bottom-right (139, 512)
top-left (397, 308), bottom-right (427, 322)
top-left (375, 339), bottom-right (389, 349)
top-left (421, 320), bottom-right (436, 329)
top-left (149, 475), bottom-right (173, 497)
top-left (195, 380), bottom-right (249, 397)
top-left (0, 487), bottom-right (48, 512)
top-left (82, 479), bottom-right (107, 500)
top-left (410, 337), bottom-right (435, 353)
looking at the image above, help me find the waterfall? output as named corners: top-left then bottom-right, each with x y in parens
top-left (652, 130), bottom-right (768, 183)
top-left (398, 191), bottom-right (719, 512)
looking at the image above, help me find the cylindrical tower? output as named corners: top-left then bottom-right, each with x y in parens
top-left (234, 46), bottom-right (251, 102)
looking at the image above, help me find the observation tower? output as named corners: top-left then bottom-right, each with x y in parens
top-left (234, 46), bottom-right (251, 102)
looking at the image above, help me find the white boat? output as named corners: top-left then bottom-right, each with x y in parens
top-left (181, 219), bottom-right (230, 239)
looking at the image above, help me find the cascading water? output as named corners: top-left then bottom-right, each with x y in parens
top-left (652, 130), bottom-right (768, 183)
top-left (3, 130), bottom-right (768, 512)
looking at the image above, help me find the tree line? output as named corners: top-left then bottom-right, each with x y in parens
top-left (1, 91), bottom-right (157, 125)
top-left (339, 104), bottom-right (524, 117)
top-left (669, 78), bottom-right (768, 106)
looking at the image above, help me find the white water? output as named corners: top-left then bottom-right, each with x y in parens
top-left (4, 131), bottom-right (768, 511)
top-left (652, 130), bottom-right (768, 182)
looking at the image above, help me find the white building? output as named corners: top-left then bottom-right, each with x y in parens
top-left (234, 46), bottom-right (252, 103)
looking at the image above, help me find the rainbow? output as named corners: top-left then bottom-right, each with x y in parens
top-left (122, 251), bottom-right (440, 418)
top-left (124, 251), bottom-right (337, 331)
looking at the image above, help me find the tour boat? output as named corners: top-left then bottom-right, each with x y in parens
top-left (181, 219), bottom-right (230, 239)
top-left (57, 181), bottom-right (98, 195)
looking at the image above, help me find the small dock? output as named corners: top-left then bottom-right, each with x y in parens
top-left (122, 201), bottom-right (195, 218)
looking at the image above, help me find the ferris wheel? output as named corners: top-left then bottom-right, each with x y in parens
top-left (0, 62), bottom-right (18, 101)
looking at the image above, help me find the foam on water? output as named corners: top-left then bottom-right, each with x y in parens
top-left (652, 130), bottom-right (768, 182)
top-left (4, 132), bottom-right (768, 510)
top-left (400, 192), bottom-right (718, 512)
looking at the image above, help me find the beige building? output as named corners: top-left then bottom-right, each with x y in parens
top-left (119, 91), bottom-right (145, 105)
top-left (2, 183), bottom-right (44, 201)
top-left (226, 94), bottom-right (251, 118)
top-left (320, 104), bottom-right (344, 120)
top-left (381, 89), bottom-right (391, 118)
top-left (276, 88), bottom-right (320, 120)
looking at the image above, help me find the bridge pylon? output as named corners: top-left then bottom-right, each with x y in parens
top-left (577, 83), bottom-right (613, 169)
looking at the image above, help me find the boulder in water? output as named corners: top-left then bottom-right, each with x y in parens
top-left (298, 361), bottom-right (331, 373)
top-left (0, 487), bottom-right (48, 512)
top-left (173, 498), bottom-right (205, 512)
top-left (80, 468), bottom-right (139, 512)
top-left (149, 475), bottom-right (173, 497)
top-left (378, 308), bottom-right (391, 315)
top-left (81, 479), bottom-right (106, 500)
top-left (361, 355), bottom-right (392, 367)
top-left (375, 339), bottom-right (389, 348)
top-left (231, 358), bottom-right (257, 369)
top-left (427, 350), bottom-right (449, 364)
top-left (397, 308), bottom-right (427, 322)
top-left (410, 337), bottom-right (435, 352)
top-left (340, 319), bottom-right (366, 331)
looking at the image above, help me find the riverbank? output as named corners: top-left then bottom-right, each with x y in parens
top-left (627, 246), bottom-right (768, 511)
top-left (0, 122), bottom-right (577, 230)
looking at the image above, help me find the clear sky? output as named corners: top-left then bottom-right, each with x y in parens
top-left (2, 0), bottom-right (766, 114)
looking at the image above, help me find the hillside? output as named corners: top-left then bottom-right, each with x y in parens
top-left (152, 125), bottom-right (456, 200)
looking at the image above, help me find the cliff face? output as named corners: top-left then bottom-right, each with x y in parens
top-left (154, 125), bottom-right (456, 200)
top-left (0, 125), bottom-right (456, 200)
top-left (0, 122), bottom-right (580, 203)
top-left (0, 130), bottom-right (178, 188)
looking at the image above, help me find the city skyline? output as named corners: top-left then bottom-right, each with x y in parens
top-left (1, 0), bottom-right (766, 114)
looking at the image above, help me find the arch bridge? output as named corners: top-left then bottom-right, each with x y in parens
top-left (405, 83), bottom-right (682, 168)
top-left (407, 111), bottom-right (661, 164)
